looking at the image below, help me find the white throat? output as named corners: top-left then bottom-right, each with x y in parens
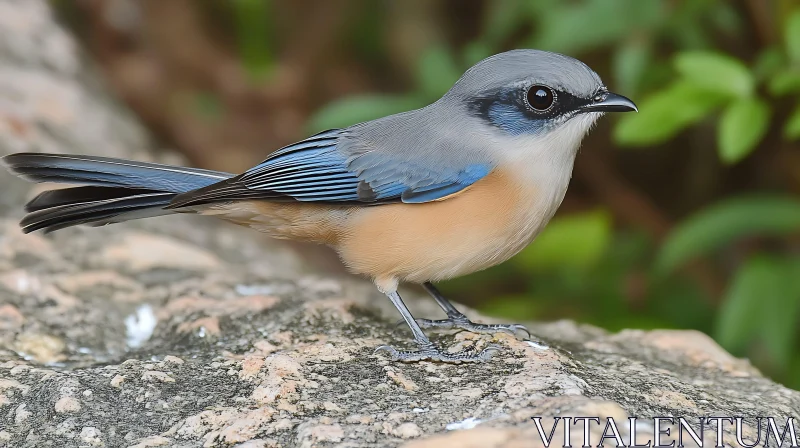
top-left (495, 112), bottom-right (602, 244)
top-left (500, 112), bottom-right (601, 187)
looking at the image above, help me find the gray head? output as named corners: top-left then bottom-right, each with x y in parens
top-left (443, 49), bottom-right (637, 136)
top-left (342, 49), bottom-right (637, 187)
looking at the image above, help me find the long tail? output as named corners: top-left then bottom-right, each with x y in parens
top-left (2, 153), bottom-right (233, 233)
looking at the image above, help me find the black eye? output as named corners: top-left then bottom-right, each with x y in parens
top-left (526, 85), bottom-right (554, 111)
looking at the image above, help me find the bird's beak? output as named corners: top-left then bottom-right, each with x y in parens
top-left (583, 91), bottom-right (638, 113)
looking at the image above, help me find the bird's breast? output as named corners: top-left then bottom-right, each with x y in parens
top-left (337, 166), bottom-right (567, 283)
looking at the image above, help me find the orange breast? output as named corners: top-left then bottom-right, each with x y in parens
top-left (336, 168), bottom-right (535, 284)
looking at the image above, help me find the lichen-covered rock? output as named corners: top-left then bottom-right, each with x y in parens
top-left (0, 1), bottom-right (798, 447)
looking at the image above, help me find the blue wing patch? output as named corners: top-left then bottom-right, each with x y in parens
top-left (235, 129), bottom-right (491, 204)
top-left (240, 130), bottom-right (361, 202)
top-left (400, 163), bottom-right (490, 203)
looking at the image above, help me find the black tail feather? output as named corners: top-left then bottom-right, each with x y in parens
top-left (20, 189), bottom-right (177, 233)
top-left (25, 186), bottom-right (162, 212)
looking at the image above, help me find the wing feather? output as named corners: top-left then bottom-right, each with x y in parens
top-left (168, 128), bottom-right (491, 209)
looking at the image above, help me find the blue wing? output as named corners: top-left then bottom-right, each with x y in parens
top-left (239, 130), bottom-right (363, 201)
top-left (169, 129), bottom-right (490, 208)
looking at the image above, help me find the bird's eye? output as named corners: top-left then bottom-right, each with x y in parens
top-left (526, 85), bottom-right (555, 111)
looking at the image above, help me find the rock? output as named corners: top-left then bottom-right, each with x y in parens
top-left (393, 422), bottom-right (423, 439)
top-left (96, 232), bottom-right (222, 272)
top-left (386, 366), bottom-right (420, 391)
top-left (141, 371), bottom-right (175, 383)
top-left (110, 374), bottom-right (125, 388)
top-left (79, 426), bottom-right (103, 446)
top-left (14, 404), bottom-right (31, 425)
top-left (127, 435), bottom-right (171, 448)
top-left (0, 304), bottom-right (24, 331)
top-left (12, 333), bottom-right (66, 364)
top-left (54, 396), bottom-right (81, 413)
top-left (0, 1), bottom-right (798, 448)
top-left (162, 355), bottom-right (184, 364)
top-left (296, 423), bottom-right (345, 446)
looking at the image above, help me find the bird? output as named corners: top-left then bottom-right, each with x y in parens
top-left (2, 49), bottom-right (636, 363)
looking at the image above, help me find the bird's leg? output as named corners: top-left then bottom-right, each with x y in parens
top-left (375, 290), bottom-right (501, 363)
top-left (414, 282), bottom-right (530, 339)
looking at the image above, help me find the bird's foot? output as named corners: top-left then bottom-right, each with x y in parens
top-left (413, 316), bottom-right (530, 339)
top-left (374, 341), bottom-right (501, 363)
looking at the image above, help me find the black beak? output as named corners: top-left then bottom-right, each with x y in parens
top-left (583, 91), bottom-right (638, 113)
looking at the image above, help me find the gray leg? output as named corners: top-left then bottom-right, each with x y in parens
top-left (375, 290), bottom-right (501, 363)
top-left (413, 282), bottom-right (530, 339)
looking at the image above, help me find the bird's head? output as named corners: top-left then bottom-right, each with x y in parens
top-left (444, 49), bottom-right (636, 144)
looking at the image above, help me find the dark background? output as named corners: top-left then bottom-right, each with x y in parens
top-left (52, 0), bottom-right (800, 389)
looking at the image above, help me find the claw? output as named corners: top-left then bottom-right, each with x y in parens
top-left (415, 318), bottom-right (456, 329)
top-left (374, 342), bottom-right (501, 363)
top-left (412, 317), bottom-right (530, 340)
top-left (374, 344), bottom-right (401, 359)
top-left (504, 324), bottom-right (531, 339)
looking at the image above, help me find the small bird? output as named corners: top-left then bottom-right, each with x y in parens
top-left (2, 50), bottom-right (636, 363)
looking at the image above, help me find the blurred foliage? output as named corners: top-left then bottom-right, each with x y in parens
top-left (56, 0), bottom-right (800, 390)
top-left (231, 0), bottom-right (274, 81)
top-left (655, 195), bottom-right (800, 274)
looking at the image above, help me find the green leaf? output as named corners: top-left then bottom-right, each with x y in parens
top-left (665, 2), bottom-right (710, 49)
top-left (481, 0), bottom-right (525, 46)
top-left (462, 41), bottom-right (492, 67)
top-left (655, 195), bottom-right (800, 275)
top-left (307, 95), bottom-right (426, 132)
top-left (785, 10), bottom-right (800, 64)
top-left (674, 51), bottom-right (754, 97)
top-left (529, 0), bottom-right (663, 54)
top-left (231, 0), bottom-right (273, 81)
top-left (614, 82), bottom-right (726, 146)
top-left (768, 70), bottom-right (800, 96)
top-left (515, 210), bottom-right (612, 270)
top-left (715, 257), bottom-right (770, 351)
top-left (613, 39), bottom-right (651, 95)
top-left (708, 2), bottom-right (742, 35)
top-left (753, 46), bottom-right (785, 82)
top-left (415, 45), bottom-right (461, 99)
top-left (717, 98), bottom-right (770, 164)
top-left (716, 256), bottom-right (800, 367)
top-left (784, 104), bottom-right (800, 139)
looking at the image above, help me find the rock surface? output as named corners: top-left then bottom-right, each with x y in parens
top-left (0, 1), bottom-right (798, 447)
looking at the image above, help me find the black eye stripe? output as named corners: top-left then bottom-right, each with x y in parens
top-left (466, 87), bottom-right (594, 128)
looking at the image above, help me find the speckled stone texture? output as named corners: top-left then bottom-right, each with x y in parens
top-left (0, 1), bottom-right (798, 447)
